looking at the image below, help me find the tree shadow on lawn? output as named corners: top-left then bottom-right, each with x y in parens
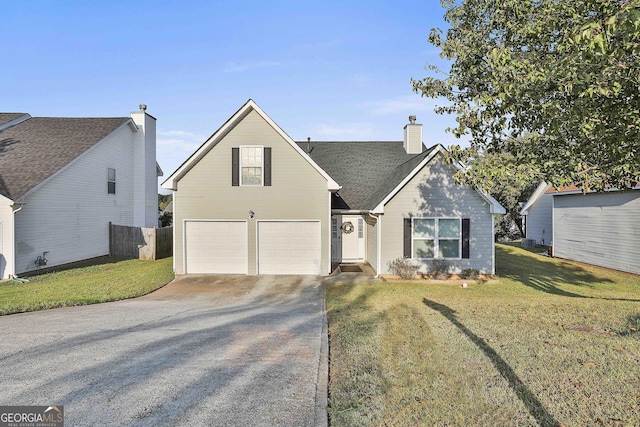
top-left (423, 298), bottom-right (560, 427)
top-left (496, 246), bottom-right (640, 302)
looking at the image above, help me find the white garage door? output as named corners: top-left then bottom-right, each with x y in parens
top-left (184, 220), bottom-right (247, 274)
top-left (258, 221), bottom-right (321, 274)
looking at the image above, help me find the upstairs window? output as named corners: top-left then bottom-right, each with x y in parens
top-left (241, 146), bottom-right (263, 186)
top-left (232, 146), bottom-right (272, 186)
top-left (107, 168), bottom-right (116, 194)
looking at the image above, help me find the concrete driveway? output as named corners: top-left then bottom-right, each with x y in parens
top-left (0, 275), bottom-right (328, 426)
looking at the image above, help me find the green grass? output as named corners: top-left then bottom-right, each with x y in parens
top-left (327, 245), bottom-right (640, 426)
top-left (0, 257), bottom-right (174, 315)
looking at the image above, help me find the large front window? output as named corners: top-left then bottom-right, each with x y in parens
top-left (240, 146), bottom-right (263, 186)
top-left (412, 218), bottom-right (461, 259)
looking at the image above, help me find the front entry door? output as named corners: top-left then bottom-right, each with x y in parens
top-left (340, 215), bottom-right (364, 262)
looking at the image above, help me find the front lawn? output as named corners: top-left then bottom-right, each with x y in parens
top-left (0, 257), bottom-right (174, 315)
top-left (327, 244), bottom-right (640, 426)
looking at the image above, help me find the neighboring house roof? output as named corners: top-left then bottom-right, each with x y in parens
top-left (520, 182), bottom-right (553, 215)
top-left (162, 99), bottom-right (340, 191)
top-left (521, 181), bottom-right (640, 215)
top-left (0, 115), bottom-right (131, 200)
top-left (0, 113), bottom-right (31, 130)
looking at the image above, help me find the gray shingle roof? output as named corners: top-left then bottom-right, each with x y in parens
top-left (296, 141), bottom-right (435, 210)
top-left (0, 116), bottom-right (130, 200)
top-left (0, 113), bottom-right (27, 126)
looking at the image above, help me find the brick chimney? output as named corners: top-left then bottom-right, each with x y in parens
top-left (403, 115), bottom-right (423, 154)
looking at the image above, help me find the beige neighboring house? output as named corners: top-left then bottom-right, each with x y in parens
top-left (162, 99), bottom-right (505, 276)
top-left (0, 106), bottom-right (161, 279)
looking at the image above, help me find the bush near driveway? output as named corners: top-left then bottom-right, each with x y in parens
top-left (0, 257), bottom-right (174, 315)
top-left (326, 245), bottom-right (640, 426)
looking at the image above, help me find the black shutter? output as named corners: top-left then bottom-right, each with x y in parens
top-left (462, 218), bottom-right (470, 259)
top-left (232, 148), bottom-right (239, 186)
top-left (264, 147), bottom-right (272, 186)
top-left (403, 218), bottom-right (412, 258)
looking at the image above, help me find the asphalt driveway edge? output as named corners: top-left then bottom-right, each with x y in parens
top-left (314, 279), bottom-right (329, 427)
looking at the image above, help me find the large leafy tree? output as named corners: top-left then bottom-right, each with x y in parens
top-left (413, 0), bottom-right (640, 191)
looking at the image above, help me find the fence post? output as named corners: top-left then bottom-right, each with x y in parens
top-left (153, 227), bottom-right (157, 261)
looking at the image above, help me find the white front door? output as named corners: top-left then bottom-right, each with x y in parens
top-left (339, 215), bottom-right (365, 262)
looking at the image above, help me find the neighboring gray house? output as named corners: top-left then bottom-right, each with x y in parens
top-left (521, 183), bottom-right (640, 275)
top-left (520, 182), bottom-right (554, 246)
top-left (0, 106), bottom-right (161, 279)
top-left (162, 99), bottom-right (505, 276)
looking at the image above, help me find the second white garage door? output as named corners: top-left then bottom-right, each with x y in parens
top-left (184, 220), bottom-right (247, 274)
top-left (257, 221), bottom-right (321, 275)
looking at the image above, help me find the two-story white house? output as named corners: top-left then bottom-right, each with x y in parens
top-left (0, 105), bottom-right (161, 279)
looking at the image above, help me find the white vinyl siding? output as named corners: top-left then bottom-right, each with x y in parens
top-left (525, 192), bottom-right (553, 245)
top-left (13, 124), bottom-right (137, 275)
top-left (0, 196), bottom-right (14, 279)
top-left (553, 191), bottom-right (640, 275)
top-left (130, 111), bottom-right (158, 228)
top-left (107, 168), bottom-right (116, 194)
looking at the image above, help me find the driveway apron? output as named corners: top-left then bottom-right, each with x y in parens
top-left (0, 275), bottom-right (328, 427)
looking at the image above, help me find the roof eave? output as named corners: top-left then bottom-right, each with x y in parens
top-left (372, 144), bottom-right (447, 213)
top-left (519, 181), bottom-right (551, 215)
top-left (371, 144), bottom-right (506, 215)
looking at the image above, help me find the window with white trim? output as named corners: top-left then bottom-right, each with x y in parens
top-left (240, 146), bottom-right (263, 186)
top-left (107, 168), bottom-right (116, 194)
top-left (412, 218), bottom-right (461, 259)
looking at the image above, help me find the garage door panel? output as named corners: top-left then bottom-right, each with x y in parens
top-left (258, 221), bottom-right (321, 275)
top-left (185, 221), bottom-right (247, 274)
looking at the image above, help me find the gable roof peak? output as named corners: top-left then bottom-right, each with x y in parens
top-left (161, 99), bottom-right (340, 191)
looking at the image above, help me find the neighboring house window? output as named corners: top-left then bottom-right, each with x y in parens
top-left (412, 218), bottom-right (461, 259)
top-left (107, 168), bottom-right (116, 194)
top-left (232, 146), bottom-right (272, 186)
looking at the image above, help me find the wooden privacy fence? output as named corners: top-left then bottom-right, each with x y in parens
top-left (109, 222), bottom-right (172, 260)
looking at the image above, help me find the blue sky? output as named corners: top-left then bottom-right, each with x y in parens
top-left (3, 1), bottom-right (463, 187)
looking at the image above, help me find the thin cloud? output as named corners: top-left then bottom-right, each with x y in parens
top-left (312, 123), bottom-right (378, 141)
top-left (363, 95), bottom-right (429, 114)
top-left (364, 95), bottom-right (438, 115)
top-left (223, 60), bottom-right (282, 73)
top-left (156, 129), bottom-right (205, 177)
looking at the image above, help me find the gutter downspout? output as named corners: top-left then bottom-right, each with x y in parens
top-left (368, 212), bottom-right (381, 278)
top-left (9, 202), bottom-right (26, 280)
